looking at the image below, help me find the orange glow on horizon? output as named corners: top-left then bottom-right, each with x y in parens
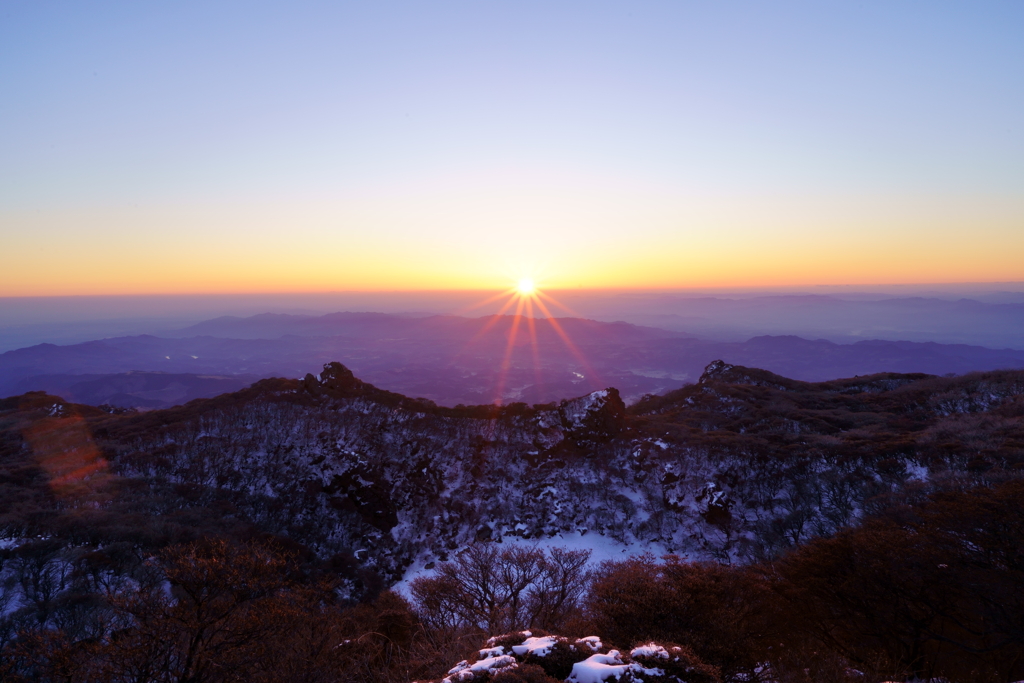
top-left (3, 190), bottom-right (1023, 297)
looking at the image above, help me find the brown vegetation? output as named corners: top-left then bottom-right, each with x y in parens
top-left (3, 363), bottom-right (1024, 681)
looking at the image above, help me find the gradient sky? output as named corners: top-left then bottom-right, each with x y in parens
top-left (1, 1), bottom-right (1022, 295)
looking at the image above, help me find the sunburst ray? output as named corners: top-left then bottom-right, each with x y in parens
top-left (451, 278), bottom-right (602, 406)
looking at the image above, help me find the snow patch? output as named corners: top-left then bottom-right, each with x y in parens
top-left (511, 635), bottom-right (560, 657)
top-left (568, 651), bottom-right (630, 683)
top-left (443, 655), bottom-right (518, 682)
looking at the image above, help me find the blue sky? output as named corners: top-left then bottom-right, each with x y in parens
top-left (2, 1), bottom-right (1022, 293)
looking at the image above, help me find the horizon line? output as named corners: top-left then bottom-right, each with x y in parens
top-left (4, 279), bottom-right (1024, 300)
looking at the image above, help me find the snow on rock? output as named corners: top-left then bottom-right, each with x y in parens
top-left (434, 633), bottom-right (721, 683)
top-left (697, 360), bottom-right (733, 384)
top-left (512, 635), bottom-right (561, 657)
top-left (485, 630), bottom-right (531, 647)
top-left (630, 644), bottom-right (669, 660)
top-left (560, 390), bottom-right (617, 431)
top-left (567, 650), bottom-right (631, 683)
top-left (470, 655), bottom-right (518, 674)
top-left (443, 660), bottom-right (472, 681)
top-left (442, 655), bottom-right (518, 682)
top-left (446, 661), bottom-right (470, 674)
top-left (576, 636), bottom-right (604, 652)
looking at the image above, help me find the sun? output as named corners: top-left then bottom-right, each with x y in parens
top-left (516, 278), bottom-right (536, 296)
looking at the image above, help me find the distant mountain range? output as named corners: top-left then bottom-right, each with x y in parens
top-left (605, 293), bottom-right (1024, 348)
top-left (5, 291), bottom-right (1024, 351)
top-left (3, 311), bottom-right (1024, 409)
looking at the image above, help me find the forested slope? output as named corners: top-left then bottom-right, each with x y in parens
top-left (2, 361), bottom-right (1024, 680)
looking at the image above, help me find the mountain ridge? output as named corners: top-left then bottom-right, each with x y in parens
top-left (7, 359), bottom-right (1022, 593)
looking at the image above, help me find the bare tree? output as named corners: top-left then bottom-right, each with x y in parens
top-left (526, 546), bottom-right (591, 631)
top-left (410, 544), bottom-right (591, 634)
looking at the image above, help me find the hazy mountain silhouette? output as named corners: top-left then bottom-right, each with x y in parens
top-left (3, 311), bottom-right (1024, 409)
top-left (9, 371), bottom-right (260, 409)
top-left (5, 291), bottom-right (1024, 352)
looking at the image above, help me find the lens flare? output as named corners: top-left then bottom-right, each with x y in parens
top-left (448, 277), bottom-right (603, 405)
